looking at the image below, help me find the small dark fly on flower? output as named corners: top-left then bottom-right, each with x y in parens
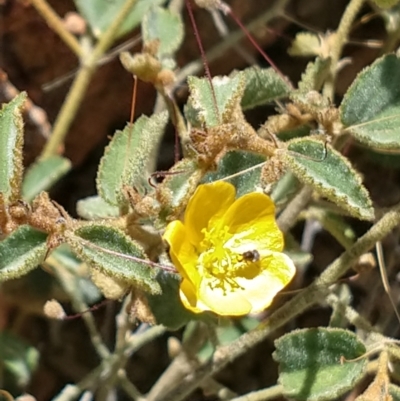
top-left (241, 249), bottom-right (260, 263)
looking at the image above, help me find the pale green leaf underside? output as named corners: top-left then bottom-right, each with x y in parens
top-left (69, 225), bottom-right (161, 294)
top-left (185, 74), bottom-right (245, 128)
top-left (97, 112), bottom-right (168, 207)
top-left (142, 7), bottom-right (183, 57)
top-left (0, 225), bottom-right (48, 282)
top-left (240, 67), bottom-right (292, 110)
top-left (74, 0), bottom-right (165, 39)
top-left (22, 156), bottom-right (71, 202)
top-left (76, 195), bottom-right (120, 220)
top-left (0, 92), bottom-right (26, 202)
top-left (340, 53), bottom-right (400, 151)
top-left (284, 138), bottom-right (374, 220)
top-left (274, 328), bottom-right (367, 401)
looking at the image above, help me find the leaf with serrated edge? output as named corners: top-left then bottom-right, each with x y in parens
top-left (185, 74), bottom-right (245, 128)
top-left (147, 271), bottom-right (199, 330)
top-left (296, 57), bottom-right (331, 94)
top-left (273, 327), bottom-right (367, 401)
top-left (97, 112), bottom-right (168, 207)
top-left (68, 224), bottom-right (161, 294)
top-left (0, 93), bottom-right (26, 202)
top-left (340, 54), bottom-right (400, 152)
top-left (142, 7), bottom-right (183, 58)
top-left (0, 225), bottom-right (48, 282)
top-left (284, 138), bottom-right (374, 220)
top-left (22, 156), bottom-right (71, 202)
top-left (240, 67), bottom-right (291, 110)
top-left (74, 0), bottom-right (165, 39)
top-left (203, 151), bottom-right (266, 197)
top-left (76, 196), bottom-right (120, 220)
top-left (158, 158), bottom-right (201, 223)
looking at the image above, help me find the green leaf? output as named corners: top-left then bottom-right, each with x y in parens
top-left (22, 156), bottom-right (71, 202)
top-left (0, 225), bottom-right (48, 282)
top-left (297, 57), bottom-right (331, 94)
top-left (185, 74), bottom-right (245, 128)
top-left (284, 138), bottom-right (374, 220)
top-left (291, 58), bottom-right (331, 114)
top-left (288, 32), bottom-right (322, 57)
top-left (97, 112), bottom-right (168, 207)
top-left (68, 224), bottom-right (161, 294)
top-left (308, 207), bottom-right (356, 249)
top-left (142, 7), bottom-right (183, 64)
top-left (340, 54), bottom-right (400, 152)
top-left (240, 67), bottom-right (292, 110)
top-left (203, 151), bottom-right (266, 197)
top-left (76, 195), bottom-right (120, 220)
top-left (51, 245), bottom-right (102, 304)
top-left (74, 0), bottom-right (165, 39)
top-left (0, 331), bottom-right (39, 388)
top-left (146, 271), bottom-right (198, 330)
top-left (158, 158), bottom-right (201, 222)
top-left (273, 327), bottom-right (367, 401)
top-left (0, 93), bottom-right (26, 203)
top-left (270, 172), bottom-right (301, 205)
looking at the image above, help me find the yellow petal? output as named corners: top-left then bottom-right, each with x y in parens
top-left (197, 252), bottom-right (295, 316)
top-left (259, 251), bottom-right (296, 286)
top-left (179, 278), bottom-right (209, 314)
top-left (222, 192), bottom-right (283, 252)
top-left (198, 278), bottom-right (253, 316)
top-left (184, 182), bottom-right (236, 246)
top-left (163, 220), bottom-right (200, 285)
top-left (234, 252), bottom-right (295, 313)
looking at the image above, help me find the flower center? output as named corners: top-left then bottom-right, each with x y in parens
top-left (198, 226), bottom-right (259, 293)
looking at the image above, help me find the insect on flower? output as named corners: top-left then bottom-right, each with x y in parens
top-left (163, 181), bottom-right (296, 316)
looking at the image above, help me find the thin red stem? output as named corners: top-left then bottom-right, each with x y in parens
top-left (185, 0), bottom-right (221, 123)
top-left (226, 7), bottom-right (293, 88)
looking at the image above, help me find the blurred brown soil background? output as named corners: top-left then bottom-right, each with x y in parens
top-left (1, 1), bottom-right (400, 400)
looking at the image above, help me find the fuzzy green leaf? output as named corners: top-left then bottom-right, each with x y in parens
top-left (51, 245), bottom-right (102, 304)
top-left (69, 224), bottom-right (161, 294)
top-left (240, 67), bottom-right (291, 110)
top-left (270, 172), bottom-right (301, 204)
top-left (288, 32), bottom-right (322, 57)
top-left (76, 195), bottom-right (120, 220)
top-left (146, 271), bottom-right (198, 330)
top-left (142, 7), bottom-right (183, 62)
top-left (22, 156), bottom-right (71, 202)
top-left (297, 57), bottom-right (331, 94)
top-left (0, 331), bottom-right (40, 388)
top-left (273, 328), bottom-right (367, 401)
top-left (185, 74), bottom-right (245, 128)
top-left (203, 151), bottom-right (266, 197)
top-left (0, 225), bottom-right (48, 282)
top-left (284, 138), bottom-right (374, 220)
top-left (309, 207), bottom-right (356, 249)
top-left (158, 158), bottom-right (201, 222)
top-left (74, 0), bottom-right (165, 39)
top-left (97, 112), bottom-right (168, 207)
top-left (0, 93), bottom-right (26, 203)
top-left (340, 54), bottom-right (400, 152)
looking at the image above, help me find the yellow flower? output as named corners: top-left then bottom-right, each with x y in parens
top-left (163, 181), bottom-right (296, 316)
